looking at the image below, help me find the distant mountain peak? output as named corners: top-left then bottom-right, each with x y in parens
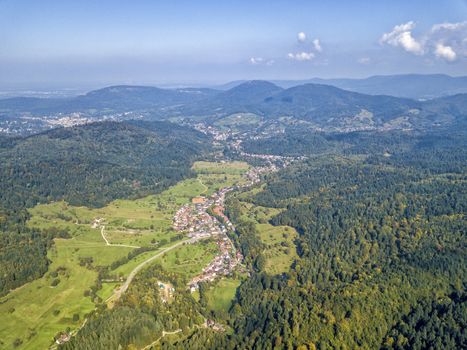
top-left (231, 80), bottom-right (282, 90)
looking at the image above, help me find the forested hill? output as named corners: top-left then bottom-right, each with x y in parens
top-left (0, 120), bottom-right (210, 297)
top-left (222, 131), bottom-right (466, 349)
top-left (0, 86), bottom-right (219, 114)
top-left (0, 120), bottom-right (211, 210)
top-left (2, 79), bottom-right (467, 133)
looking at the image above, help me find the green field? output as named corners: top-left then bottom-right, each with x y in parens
top-left (192, 161), bottom-right (249, 196)
top-left (257, 223), bottom-right (298, 274)
top-left (237, 198), bottom-right (299, 275)
top-left (205, 277), bottom-right (242, 313)
top-left (0, 242), bottom-right (97, 350)
top-left (192, 160), bottom-right (249, 174)
top-left (0, 161), bottom-right (248, 350)
top-left (158, 240), bottom-right (218, 279)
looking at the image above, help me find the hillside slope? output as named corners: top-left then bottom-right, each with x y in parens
top-left (0, 121), bottom-right (210, 209)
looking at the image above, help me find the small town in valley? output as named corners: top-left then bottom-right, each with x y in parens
top-left (172, 185), bottom-right (244, 291)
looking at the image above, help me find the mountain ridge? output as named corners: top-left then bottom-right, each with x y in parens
top-left (0, 78), bottom-right (466, 133)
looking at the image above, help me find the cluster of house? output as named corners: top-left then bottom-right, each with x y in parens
top-left (172, 187), bottom-right (236, 241)
top-left (193, 123), bottom-right (230, 141)
top-left (189, 237), bottom-right (243, 292)
top-left (91, 217), bottom-right (104, 229)
top-left (242, 164), bottom-right (278, 186)
top-left (170, 126), bottom-right (308, 292)
top-left (46, 113), bottom-right (92, 128)
top-left (171, 182), bottom-right (246, 291)
top-left (173, 204), bottom-right (225, 240)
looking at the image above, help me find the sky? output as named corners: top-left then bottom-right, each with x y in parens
top-left (0, 0), bottom-right (466, 89)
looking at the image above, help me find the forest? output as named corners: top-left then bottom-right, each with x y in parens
top-left (53, 126), bottom-right (466, 349)
top-left (0, 120), bottom-right (211, 209)
top-left (222, 129), bottom-right (466, 349)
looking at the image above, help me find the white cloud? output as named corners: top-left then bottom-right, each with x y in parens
top-left (313, 38), bottom-right (322, 52)
top-left (287, 52), bottom-right (315, 61)
top-left (432, 21), bottom-right (467, 32)
top-left (297, 32), bottom-right (306, 43)
top-left (358, 57), bottom-right (371, 64)
top-left (249, 57), bottom-right (264, 65)
top-left (249, 57), bottom-right (274, 66)
top-left (380, 20), bottom-right (467, 62)
top-left (380, 21), bottom-right (424, 55)
top-left (434, 43), bottom-right (457, 61)
top-left (430, 21), bottom-right (466, 62)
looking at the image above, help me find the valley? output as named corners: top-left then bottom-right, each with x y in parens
top-left (2, 1), bottom-right (467, 348)
top-left (0, 138), bottom-right (299, 349)
top-left (0, 159), bottom-right (247, 349)
top-left (0, 79), bottom-right (465, 350)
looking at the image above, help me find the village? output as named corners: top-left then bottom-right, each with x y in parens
top-left (172, 185), bottom-right (244, 292)
top-left (171, 124), bottom-right (306, 292)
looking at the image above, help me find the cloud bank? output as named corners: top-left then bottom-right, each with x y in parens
top-left (434, 43), bottom-right (456, 61)
top-left (249, 57), bottom-right (274, 65)
top-left (380, 21), bottom-right (467, 62)
top-left (249, 57), bottom-right (264, 64)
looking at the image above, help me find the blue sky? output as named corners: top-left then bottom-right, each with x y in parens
top-left (0, 0), bottom-right (466, 88)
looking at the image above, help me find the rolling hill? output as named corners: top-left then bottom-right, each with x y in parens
top-left (0, 78), bottom-right (466, 132)
top-left (0, 120), bottom-right (211, 209)
top-left (268, 74), bottom-right (467, 99)
top-left (0, 86), bottom-right (220, 114)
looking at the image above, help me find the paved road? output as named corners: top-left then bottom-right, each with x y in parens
top-left (106, 238), bottom-right (195, 305)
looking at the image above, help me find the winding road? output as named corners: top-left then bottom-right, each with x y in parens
top-left (106, 238), bottom-right (196, 306)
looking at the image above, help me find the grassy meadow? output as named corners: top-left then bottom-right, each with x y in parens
top-left (237, 195), bottom-right (299, 275)
top-left (205, 277), bottom-right (242, 313)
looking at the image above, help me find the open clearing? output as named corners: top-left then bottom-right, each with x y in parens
top-left (192, 161), bottom-right (250, 196)
top-left (157, 240), bottom-right (218, 279)
top-left (0, 241), bottom-right (97, 350)
top-left (192, 160), bottom-right (249, 174)
top-left (237, 196), bottom-right (299, 275)
top-left (205, 277), bottom-right (242, 313)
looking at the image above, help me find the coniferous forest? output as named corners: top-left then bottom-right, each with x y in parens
top-left (39, 125), bottom-right (464, 350)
